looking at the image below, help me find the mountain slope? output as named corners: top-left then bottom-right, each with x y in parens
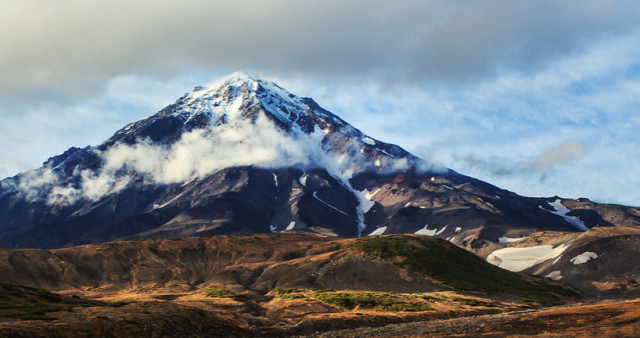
top-left (0, 72), bottom-right (639, 251)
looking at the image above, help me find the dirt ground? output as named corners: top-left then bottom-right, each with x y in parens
top-left (311, 299), bottom-right (640, 337)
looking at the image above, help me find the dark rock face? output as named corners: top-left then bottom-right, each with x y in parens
top-left (1, 73), bottom-right (639, 250)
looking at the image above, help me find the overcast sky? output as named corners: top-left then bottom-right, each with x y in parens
top-left (2, 0), bottom-right (640, 206)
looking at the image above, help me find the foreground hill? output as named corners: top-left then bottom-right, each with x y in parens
top-left (0, 233), bottom-right (584, 336)
top-left (0, 233), bottom-right (574, 303)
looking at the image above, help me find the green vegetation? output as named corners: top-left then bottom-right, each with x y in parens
top-left (309, 288), bottom-right (335, 294)
top-left (273, 288), bottom-right (430, 312)
top-left (312, 291), bottom-right (429, 312)
top-left (0, 301), bottom-right (72, 320)
top-left (226, 234), bottom-right (261, 244)
top-left (123, 317), bottom-right (139, 324)
top-left (415, 294), bottom-right (438, 302)
top-left (202, 288), bottom-right (239, 299)
top-left (313, 292), bottom-right (429, 312)
top-left (274, 288), bottom-right (305, 299)
top-left (355, 235), bottom-right (578, 306)
top-left (0, 282), bottom-right (92, 321)
top-left (107, 301), bottom-right (131, 307)
top-left (275, 288), bottom-right (303, 295)
top-left (450, 297), bottom-right (495, 307)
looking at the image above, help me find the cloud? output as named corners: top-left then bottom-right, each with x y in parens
top-left (533, 141), bottom-right (584, 170)
top-left (0, 157), bottom-right (31, 179)
top-left (13, 110), bottom-right (414, 205)
top-left (448, 141), bottom-right (585, 176)
top-left (2, 0), bottom-right (639, 107)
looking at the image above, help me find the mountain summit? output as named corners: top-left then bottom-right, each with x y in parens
top-left (1, 73), bottom-right (638, 250)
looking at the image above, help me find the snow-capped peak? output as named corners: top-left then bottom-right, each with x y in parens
top-left (161, 72), bottom-right (358, 138)
top-left (206, 71), bottom-right (256, 88)
top-left (13, 72), bottom-right (422, 211)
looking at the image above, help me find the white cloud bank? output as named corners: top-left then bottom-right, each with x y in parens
top-left (11, 112), bottom-right (413, 205)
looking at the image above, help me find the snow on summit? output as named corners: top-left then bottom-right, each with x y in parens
top-left (175, 72), bottom-right (312, 124)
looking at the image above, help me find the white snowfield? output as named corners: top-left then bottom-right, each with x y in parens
top-left (356, 189), bottom-right (375, 214)
top-left (570, 251), bottom-right (598, 265)
top-left (299, 173), bottom-right (307, 187)
top-left (415, 225), bottom-right (437, 236)
top-left (541, 199), bottom-right (589, 231)
top-left (498, 236), bottom-right (526, 244)
top-left (415, 224), bottom-right (447, 236)
top-left (368, 226), bottom-right (387, 236)
top-left (545, 270), bottom-right (563, 280)
top-left (286, 221), bottom-right (295, 231)
top-left (486, 244), bottom-right (569, 272)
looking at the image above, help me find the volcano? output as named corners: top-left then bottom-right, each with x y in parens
top-left (1, 72), bottom-right (639, 252)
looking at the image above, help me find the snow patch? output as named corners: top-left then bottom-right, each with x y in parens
top-left (542, 199), bottom-right (589, 231)
top-left (365, 188), bottom-right (380, 200)
top-left (486, 244), bottom-right (569, 272)
top-left (299, 174), bottom-right (307, 187)
top-left (570, 251), bottom-right (598, 265)
top-left (272, 173), bottom-right (278, 188)
top-left (545, 270), bottom-right (563, 280)
top-left (403, 202), bottom-right (426, 209)
top-left (269, 224), bottom-right (277, 233)
top-left (498, 236), bottom-right (526, 244)
top-left (378, 148), bottom-right (395, 157)
top-left (312, 191), bottom-right (348, 215)
top-left (286, 221), bottom-right (295, 231)
top-left (435, 225), bottom-right (448, 235)
top-left (362, 137), bottom-right (375, 146)
top-left (455, 227), bottom-right (462, 233)
top-left (368, 226), bottom-right (387, 236)
top-left (415, 225), bottom-right (437, 236)
top-left (552, 255), bottom-right (563, 265)
top-left (355, 189), bottom-right (375, 213)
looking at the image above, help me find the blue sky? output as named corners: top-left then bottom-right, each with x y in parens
top-left (1, 1), bottom-right (640, 206)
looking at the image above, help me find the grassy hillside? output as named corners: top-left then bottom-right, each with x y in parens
top-left (355, 235), bottom-right (578, 305)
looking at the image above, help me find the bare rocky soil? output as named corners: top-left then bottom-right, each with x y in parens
top-left (313, 299), bottom-right (640, 337)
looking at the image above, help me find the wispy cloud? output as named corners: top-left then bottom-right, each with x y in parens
top-left (533, 141), bottom-right (584, 170)
top-left (13, 111), bottom-right (414, 205)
